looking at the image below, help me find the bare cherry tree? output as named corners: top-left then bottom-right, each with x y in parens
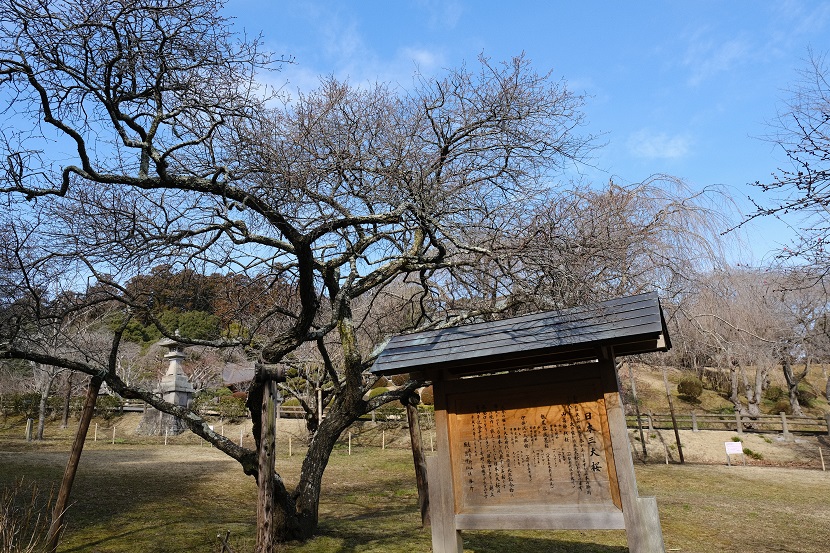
top-left (0, 0), bottom-right (595, 547)
top-left (680, 269), bottom-right (778, 417)
top-left (517, 176), bottom-right (730, 312)
top-left (747, 49), bottom-right (830, 269)
top-left (676, 266), bottom-right (830, 418)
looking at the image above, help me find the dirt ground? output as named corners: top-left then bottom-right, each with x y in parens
top-left (4, 411), bottom-right (828, 469)
top-left (628, 426), bottom-right (830, 468)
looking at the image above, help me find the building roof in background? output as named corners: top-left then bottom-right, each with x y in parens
top-left (222, 362), bottom-right (255, 386)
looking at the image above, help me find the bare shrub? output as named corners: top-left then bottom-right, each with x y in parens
top-left (0, 479), bottom-right (55, 553)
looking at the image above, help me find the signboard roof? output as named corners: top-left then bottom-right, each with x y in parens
top-left (371, 292), bottom-right (671, 376)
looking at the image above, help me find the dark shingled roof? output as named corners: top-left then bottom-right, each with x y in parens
top-left (370, 292), bottom-right (671, 376)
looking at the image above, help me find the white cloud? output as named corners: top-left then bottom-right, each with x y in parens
top-left (627, 129), bottom-right (692, 160)
top-left (683, 30), bottom-right (752, 86)
top-left (772, 1), bottom-right (830, 40)
top-left (414, 0), bottom-right (464, 30)
top-left (399, 47), bottom-right (445, 73)
top-left (249, 2), bottom-right (450, 96)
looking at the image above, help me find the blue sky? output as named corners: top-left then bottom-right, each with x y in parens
top-left (227, 0), bottom-right (830, 264)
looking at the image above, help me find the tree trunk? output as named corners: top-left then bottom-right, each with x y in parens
top-left (739, 363), bottom-right (762, 418)
top-left (255, 378), bottom-right (278, 553)
top-left (729, 365), bottom-right (745, 415)
top-left (47, 376), bottom-right (101, 553)
top-left (404, 393), bottom-right (430, 526)
top-left (36, 371), bottom-right (53, 441)
top-left (270, 401), bottom-right (358, 541)
top-left (662, 368), bottom-right (684, 464)
top-left (781, 355), bottom-right (806, 417)
top-left (627, 361), bottom-right (648, 460)
top-left (60, 372), bottom-right (73, 429)
top-left (823, 364), bottom-right (829, 402)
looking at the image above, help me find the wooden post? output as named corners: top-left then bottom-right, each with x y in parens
top-left (47, 376), bottom-right (101, 553)
top-left (111, 426), bottom-right (115, 445)
top-left (94, 423), bottom-right (98, 442)
top-left (348, 431), bottom-right (352, 456)
top-left (647, 412), bottom-right (653, 438)
top-left (60, 372), bottom-right (73, 429)
top-left (820, 447), bottom-right (826, 472)
top-left (255, 377), bottom-right (278, 552)
top-left (605, 358), bottom-right (666, 552)
top-left (662, 369), bottom-right (684, 464)
top-left (240, 427), bottom-right (244, 447)
top-left (164, 429), bottom-right (168, 446)
top-left (628, 362), bottom-right (647, 459)
top-left (735, 411), bottom-right (743, 435)
top-left (780, 412), bottom-right (791, 440)
top-left (25, 418), bottom-right (33, 441)
top-left (382, 429), bottom-right (386, 450)
top-left (404, 394), bottom-right (430, 527)
top-left (427, 375), bottom-right (463, 553)
top-left (691, 411), bottom-right (698, 432)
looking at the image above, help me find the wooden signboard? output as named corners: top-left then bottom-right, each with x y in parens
top-left (426, 359), bottom-right (665, 552)
top-left (371, 293), bottom-right (670, 553)
top-left (449, 378), bottom-right (621, 515)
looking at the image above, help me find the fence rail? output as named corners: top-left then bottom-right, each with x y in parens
top-left (120, 399), bottom-right (830, 437)
top-left (117, 401), bottom-right (407, 421)
top-left (627, 411), bottom-right (830, 436)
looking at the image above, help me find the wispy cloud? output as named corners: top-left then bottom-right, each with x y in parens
top-left (681, 3), bottom-right (830, 87)
top-left (627, 129), bottom-right (692, 160)
top-left (771, 1), bottom-right (830, 42)
top-left (414, 0), bottom-right (464, 30)
top-left (257, 1), bottom-right (451, 96)
top-left (682, 29), bottom-right (752, 86)
top-left (399, 47), bottom-right (445, 73)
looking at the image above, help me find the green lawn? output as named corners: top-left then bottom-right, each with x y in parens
top-left (1, 417), bottom-right (829, 553)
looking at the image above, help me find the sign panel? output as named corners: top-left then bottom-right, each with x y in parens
top-left (724, 441), bottom-right (743, 455)
top-left (447, 378), bottom-right (621, 513)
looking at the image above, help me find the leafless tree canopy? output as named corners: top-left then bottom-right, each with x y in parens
top-left (518, 176), bottom-right (729, 311)
top-left (667, 266), bottom-right (830, 418)
top-left (748, 49), bottom-right (830, 269)
top-left (0, 0), bottom-right (615, 542)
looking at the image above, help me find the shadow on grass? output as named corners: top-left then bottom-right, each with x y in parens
top-left (464, 532), bottom-right (628, 553)
top-left (1, 446), bottom-right (253, 551)
top-left (58, 521), bottom-right (179, 553)
top-left (311, 471), bottom-right (629, 553)
top-left (311, 516), bottom-right (629, 553)
top-left (2, 446), bottom-right (633, 553)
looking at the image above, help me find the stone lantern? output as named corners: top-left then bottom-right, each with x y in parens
top-left (136, 334), bottom-right (195, 436)
top-left (158, 336), bottom-right (195, 408)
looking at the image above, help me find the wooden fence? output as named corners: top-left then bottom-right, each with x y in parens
top-left (627, 411), bottom-right (830, 437)
top-left (119, 401), bottom-right (406, 421)
top-left (122, 398), bottom-right (829, 437)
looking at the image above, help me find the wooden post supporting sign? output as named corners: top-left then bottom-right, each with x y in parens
top-left (253, 363), bottom-right (286, 553)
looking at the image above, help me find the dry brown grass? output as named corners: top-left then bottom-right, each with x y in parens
top-left (2, 413), bottom-right (830, 552)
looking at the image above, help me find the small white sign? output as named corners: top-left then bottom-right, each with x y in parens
top-left (724, 441), bottom-right (743, 455)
